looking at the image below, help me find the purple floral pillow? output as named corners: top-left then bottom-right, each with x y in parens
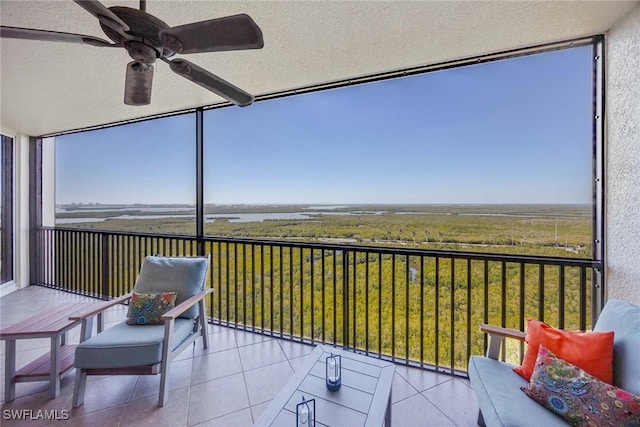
top-left (126, 292), bottom-right (177, 325)
top-left (522, 344), bottom-right (640, 426)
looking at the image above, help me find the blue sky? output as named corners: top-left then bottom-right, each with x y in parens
top-left (56, 45), bottom-right (593, 205)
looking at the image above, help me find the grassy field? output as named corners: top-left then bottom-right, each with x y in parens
top-left (53, 204), bottom-right (594, 369)
top-left (57, 203), bottom-right (592, 258)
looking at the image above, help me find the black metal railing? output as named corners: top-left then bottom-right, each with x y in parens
top-left (36, 227), bottom-right (599, 374)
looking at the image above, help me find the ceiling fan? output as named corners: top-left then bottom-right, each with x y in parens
top-left (0, 0), bottom-right (264, 106)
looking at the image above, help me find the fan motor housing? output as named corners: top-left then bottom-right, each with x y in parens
top-left (101, 6), bottom-right (174, 60)
top-left (124, 41), bottom-right (157, 64)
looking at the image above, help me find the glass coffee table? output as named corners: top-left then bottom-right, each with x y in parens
top-left (254, 345), bottom-right (395, 426)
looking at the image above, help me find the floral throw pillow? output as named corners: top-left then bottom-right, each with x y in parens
top-left (126, 292), bottom-right (177, 325)
top-left (522, 345), bottom-right (640, 426)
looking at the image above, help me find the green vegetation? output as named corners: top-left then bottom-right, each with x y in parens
top-left (206, 243), bottom-right (592, 370)
top-left (58, 203), bottom-right (592, 258)
top-left (53, 204), bottom-right (594, 371)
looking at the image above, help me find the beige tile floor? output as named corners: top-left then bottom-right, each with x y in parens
top-left (0, 286), bottom-right (480, 426)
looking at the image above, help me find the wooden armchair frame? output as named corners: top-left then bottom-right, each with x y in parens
top-left (70, 287), bottom-right (213, 407)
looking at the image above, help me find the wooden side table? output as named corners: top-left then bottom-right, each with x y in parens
top-left (0, 301), bottom-right (104, 401)
top-left (255, 345), bottom-right (395, 426)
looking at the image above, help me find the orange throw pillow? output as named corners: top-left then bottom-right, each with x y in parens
top-left (513, 319), bottom-right (614, 383)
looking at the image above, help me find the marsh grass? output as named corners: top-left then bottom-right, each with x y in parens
top-left (52, 204), bottom-right (593, 371)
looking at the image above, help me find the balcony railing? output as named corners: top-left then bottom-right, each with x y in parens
top-left (35, 226), bottom-right (600, 374)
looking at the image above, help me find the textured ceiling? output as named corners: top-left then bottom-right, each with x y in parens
top-left (1, 0), bottom-right (638, 136)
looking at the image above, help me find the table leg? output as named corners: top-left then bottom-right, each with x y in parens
top-left (80, 316), bottom-right (94, 342)
top-left (97, 312), bottom-right (104, 333)
top-left (49, 334), bottom-right (62, 398)
top-left (385, 390), bottom-right (392, 426)
top-left (4, 339), bottom-right (16, 402)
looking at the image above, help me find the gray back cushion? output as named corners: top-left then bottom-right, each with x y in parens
top-left (133, 255), bottom-right (209, 319)
top-left (593, 299), bottom-right (640, 394)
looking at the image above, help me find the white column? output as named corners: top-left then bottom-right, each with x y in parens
top-left (606, 5), bottom-right (640, 306)
top-left (42, 137), bottom-right (56, 227)
top-left (16, 134), bottom-right (30, 290)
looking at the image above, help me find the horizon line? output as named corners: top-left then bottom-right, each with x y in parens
top-left (56, 202), bottom-right (592, 206)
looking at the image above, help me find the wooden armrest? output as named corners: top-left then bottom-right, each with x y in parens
top-left (479, 323), bottom-right (526, 360)
top-left (162, 288), bottom-right (213, 321)
top-left (479, 323), bottom-right (526, 341)
top-left (69, 293), bottom-right (133, 321)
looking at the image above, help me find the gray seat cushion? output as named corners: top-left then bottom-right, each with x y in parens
top-left (133, 255), bottom-right (209, 319)
top-left (468, 355), bottom-right (567, 427)
top-left (74, 318), bottom-right (194, 369)
top-left (593, 299), bottom-right (640, 394)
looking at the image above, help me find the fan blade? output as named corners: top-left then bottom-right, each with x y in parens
top-left (159, 14), bottom-right (263, 54)
top-left (124, 61), bottom-right (154, 106)
top-left (73, 0), bottom-right (130, 33)
top-left (0, 26), bottom-right (115, 47)
top-left (165, 58), bottom-right (254, 107)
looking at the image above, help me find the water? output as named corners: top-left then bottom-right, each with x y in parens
top-left (54, 204), bottom-right (588, 225)
top-left (56, 206), bottom-right (194, 214)
top-left (55, 207), bottom-right (384, 224)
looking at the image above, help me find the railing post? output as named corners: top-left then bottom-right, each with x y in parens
top-left (342, 250), bottom-right (349, 350)
top-left (101, 235), bottom-right (110, 298)
top-left (579, 266), bottom-right (587, 331)
top-left (592, 266), bottom-right (604, 329)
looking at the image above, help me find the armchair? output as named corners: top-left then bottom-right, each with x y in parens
top-left (71, 255), bottom-right (211, 408)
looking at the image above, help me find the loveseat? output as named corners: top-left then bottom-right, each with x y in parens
top-left (468, 299), bottom-right (640, 426)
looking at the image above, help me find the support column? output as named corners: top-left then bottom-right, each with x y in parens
top-left (195, 109), bottom-right (205, 256)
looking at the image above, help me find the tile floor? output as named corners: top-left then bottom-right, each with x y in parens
top-left (0, 286), bottom-right (480, 426)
